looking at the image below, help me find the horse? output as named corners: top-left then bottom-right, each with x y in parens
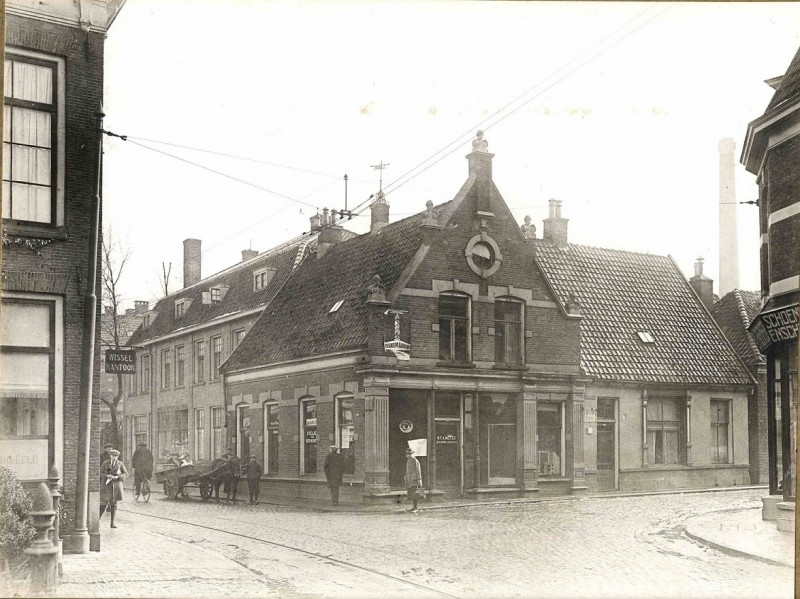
top-left (222, 456), bottom-right (242, 502)
top-left (209, 457), bottom-right (228, 502)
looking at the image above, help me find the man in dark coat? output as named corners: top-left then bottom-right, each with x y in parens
top-left (245, 455), bottom-right (263, 504)
top-left (323, 445), bottom-right (345, 506)
top-left (131, 443), bottom-right (154, 496)
top-left (100, 449), bottom-right (127, 528)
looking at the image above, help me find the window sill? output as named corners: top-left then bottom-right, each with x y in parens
top-left (492, 364), bottom-right (527, 371)
top-left (436, 361), bottom-right (476, 369)
top-left (3, 222), bottom-right (67, 240)
top-left (193, 381), bottom-right (206, 387)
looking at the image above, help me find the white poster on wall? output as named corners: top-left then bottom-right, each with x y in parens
top-left (0, 439), bottom-right (49, 480)
top-left (408, 438), bottom-right (427, 457)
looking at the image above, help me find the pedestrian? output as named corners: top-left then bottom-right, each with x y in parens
top-left (323, 445), bottom-right (345, 506)
top-left (246, 455), bottom-right (263, 504)
top-left (131, 442), bottom-right (154, 496)
top-left (100, 448), bottom-right (128, 528)
top-left (404, 447), bottom-right (423, 513)
top-left (101, 443), bottom-right (114, 463)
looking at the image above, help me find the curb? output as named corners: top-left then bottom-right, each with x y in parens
top-left (684, 526), bottom-right (793, 569)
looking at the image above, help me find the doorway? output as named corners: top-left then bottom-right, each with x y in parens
top-left (389, 390), bottom-right (428, 489)
top-left (596, 398), bottom-right (617, 491)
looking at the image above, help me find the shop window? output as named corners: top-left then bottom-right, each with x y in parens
top-left (494, 298), bottom-right (523, 365)
top-left (175, 345), bottom-right (185, 387)
top-left (161, 349), bottom-right (171, 390)
top-left (439, 293), bottom-right (469, 362)
top-left (263, 402), bottom-right (279, 474)
top-left (194, 340), bottom-right (205, 383)
top-left (211, 407), bottom-right (225, 459)
top-left (158, 409), bottom-right (189, 458)
top-left (336, 395), bottom-right (355, 475)
top-left (301, 398), bottom-right (317, 474)
top-left (0, 298), bottom-right (57, 480)
top-left (710, 400), bottom-right (730, 464)
top-left (3, 54), bottom-right (61, 227)
top-left (194, 409), bottom-right (207, 461)
top-left (210, 336), bottom-right (222, 380)
top-left (132, 415), bottom-right (148, 448)
top-left (537, 402), bottom-right (564, 477)
top-left (141, 354), bottom-right (151, 394)
top-left (236, 404), bottom-right (250, 460)
top-left (647, 397), bottom-right (684, 465)
top-left (480, 393), bottom-right (517, 485)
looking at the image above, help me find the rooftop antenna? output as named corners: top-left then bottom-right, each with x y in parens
top-left (371, 160), bottom-right (390, 193)
top-left (339, 174), bottom-right (352, 220)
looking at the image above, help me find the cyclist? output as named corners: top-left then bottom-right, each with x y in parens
top-left (131, 442), bottom-right (154, 497)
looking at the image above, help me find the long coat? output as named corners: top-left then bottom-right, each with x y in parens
top-left (131, 446), bottom-right (154, 475)
top-left (404, 456), bottom-right (422, 489)
top-left (324, 451), bottom-right (345, 485)
top-left (100, 459), bottom-right (128, 504)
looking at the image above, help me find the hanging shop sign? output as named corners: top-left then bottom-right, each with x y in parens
top-left (399, 420), bottom-right (414, 434)
top-left (105, 349), bottom-right (137, 374)
top-left (750, 304), bottom-right (798, 352)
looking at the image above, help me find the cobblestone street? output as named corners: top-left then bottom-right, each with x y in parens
top-left (57, 488), bottom-right (793, 598)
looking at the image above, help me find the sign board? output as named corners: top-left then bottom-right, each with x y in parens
top-left (408, 438), bottom-right (427, 457)
top-left (105, 349), bottom-right (137, 374)
top-left (750, 304), bottom-right (798, 352)
top-left (0, 439), bottom-right (49, 480)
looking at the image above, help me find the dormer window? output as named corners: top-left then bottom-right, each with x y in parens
top-left (253, 267), bottom-right (275, 291)
top-left (142, 314), bottom-right (152, 328)
top-left (175, 299), bottom-right (191, 318)
top-left (210, 288), bottom-right (221, 303)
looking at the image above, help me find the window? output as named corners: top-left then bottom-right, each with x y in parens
top-left (194, 340), bottom-right (206, 383)
top-left (336, 395), bottom-right (355, 475)
top-left (232, 329), bottom-right (246, 349)
top-left (175, 345), bottom-right (185, 387)
top-left (637, 332), bottom-right (655, 343)
top-left (211, 407), bottom-right (225, 459)
top-left (537, 402), bottom-right (564, 476)
top-left (141, 354), bottom-right (151, 394)
top-left (253, 267), bottom-right (275, 291)
top-left (3, 55), bottom-right (59, 226)
top-left (329, 300), bottom-right (344, 313)
top-left (157, 409), bottom-right (189, 459)
top-left (129, 362), bottom-right (138, 395)
top-left (161, 349), bottom-right (171, 390)
top-left (210, 336), bottom-right (222, 381)
top-left (301, 399), bottom-right (317, 474)
top-left (175, 300), bottom-right (187, 318)
top-left (142, 314), bottom-right (152, 329)
top-left (263, 402), bottom-right (279, 474)
top-left (132, 415), bottom-right (148, 448)
top-left (0, 298), bottom-right (57, 480)
top-left (647, 397), bottom-right (684, 465)
top-left (710, 400), bottom-right (730, 464)
top-left (194, 409), bottom-right (207, 461)
top-left (237, 404), bottom-right (251, 460)
top-left (494, 299), bottom-right (523, 365)
top-left (439, 293), bottom-right (469, 362)
top-left (210, 288), bottom-right (221, 303)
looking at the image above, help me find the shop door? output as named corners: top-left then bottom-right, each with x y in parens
top-left (389, 390), bottom-right (429, 489)
top-left (596, 398), bottom-right (616, 491)
top-left (488, 424), bottom-right (516, 485)
top-left (435, 420), bottom-right (461, 488)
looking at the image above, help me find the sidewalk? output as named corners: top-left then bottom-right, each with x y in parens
top-left (685, 507), bottom-right (795, 568)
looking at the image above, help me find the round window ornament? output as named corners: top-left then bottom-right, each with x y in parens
top-left (399, 420), bottom-right (414, 434)
top-left (465, 233), bottom-right (503, 278)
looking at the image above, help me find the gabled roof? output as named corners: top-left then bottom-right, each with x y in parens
top-left (534, 242), bottom-right (753, 386)
top-left (711, 289), bottom-right (765, 368)
top-left (223, 202), bottom-right (451, 372)
top-left (127, 232), bottom-right (356, 346)
top-left (101, 309), bottom-right (146, 348)
top-left (767, 45), bottom-right (800, 111)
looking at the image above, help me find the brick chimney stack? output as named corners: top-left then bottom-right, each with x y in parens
top-left (317, 208), bottom-right (346, 259)
top-left (370, 191), bottom-right (390, 234)
top-left (183, 239), bottom-right (202, 288)
top-left (466, 131), bottom-right (494, 214)
top-left (718, 138), bottom-right (740, 296)
top-left (689, 256), bottom-right (714, 310)
top-left (241, 249), bottom-right (258, 262)
top-left (543, 199), bottom-right (569, 247)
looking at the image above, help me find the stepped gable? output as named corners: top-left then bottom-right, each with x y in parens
top-left (534, 242), bottom-right (753, 386)
top-left (711, 289), bottom-right (765, 368)
top-left (127, 233), bottom-right (357, 345)
top-left (223, 202), bottom-right (451, 371)
top-left (767, 45), bottom-right (800, 110)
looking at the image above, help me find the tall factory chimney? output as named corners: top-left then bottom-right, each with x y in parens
top-left (718, 138), bottom-right (739, 296)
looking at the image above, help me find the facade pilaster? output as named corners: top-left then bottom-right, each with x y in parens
top-left (522, 390), bottom-right (539, 491)
top-left (363, 378), bottom-right (390, 494)
top-left (570, 382), bottom-right (587, 495)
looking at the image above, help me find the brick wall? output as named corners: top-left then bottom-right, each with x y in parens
top-left (764, 136), bottom-right (800, 286)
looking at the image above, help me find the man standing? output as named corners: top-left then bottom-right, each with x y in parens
top-left (323, 445), bottom-right (345, 506)
top-left (246, 455), bottom-right (263, 505)
top-left (100, 449), bottom-right (127, 528)
top-left (131, 442), bottom-right (154, 496)
top-left (404, 447), bottom-right (423, 514)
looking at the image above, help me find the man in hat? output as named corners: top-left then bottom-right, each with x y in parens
top-left (323, 445), bottom-right (345, 506)
top-left (131, 442), bottom-right (154, 497)
top-left (100, 449), bottom-right (127, 528)
top-left (101, 443), bottom-right (114, 464)
top-left (245, 455), bottom-right (263, 504)
top-left (404, 447), bottom-right (423, 513)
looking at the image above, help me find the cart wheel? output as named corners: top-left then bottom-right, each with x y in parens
top-left (164, 474), bottom-right (180, 500)
top-left (199, 478), bottom-right (212, 501)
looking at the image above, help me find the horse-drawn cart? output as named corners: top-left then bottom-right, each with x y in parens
top-left (155, 460), bottom-right (231, 500)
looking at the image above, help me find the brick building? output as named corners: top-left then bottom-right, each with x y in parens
top-left (742, 44), bottom-right (800, 531)
top-left (1, 0), bottom-right (125, 553)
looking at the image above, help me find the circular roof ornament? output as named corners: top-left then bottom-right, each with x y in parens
top-left (465, 233), bottom-right (503, 278)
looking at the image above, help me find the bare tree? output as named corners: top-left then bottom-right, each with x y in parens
top-left (101, 230), bottom-right (132, 453)
top-left (160, 261), bottom-right (172, 296)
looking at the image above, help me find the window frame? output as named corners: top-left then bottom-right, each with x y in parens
top-left (263, 401), bottom-right (279, 474)
top-left (210, 335), bottom-right (222, 381)
top-left (493, 297), bottom-right (524, 366)
top-left (236, 403), bottom-right (250, 460)
top-left (438, 292), bottom-right (471, 363)
top-left (193, 340), bottom-right (206, 384)
top-left (210, 287), bottom-right (221, 303)
top-left (300, 397), bottom-right (317, 474)
top-left (132, 414), bottom-right (148, 448)
top-left (253, 267), bottom-right (275, 292)
top-left (646, 396), bottom-right (686, 466)
top-left (710, 399), bottom-right (732, 465)
top-left (160, 348), bottom-right (171, 390)
top-left (3, 51), bottom-right (64, 232)
top-left (175, 345), bottom-right (185, 387)
top-left (141, 354), bottom-right (151, 395)
top-left (211, 406), bottom-right (225, 459)
top-left (536, 401), bottom-right (565, 477)
top-left (232, 328), bottom-right (246, 349)
top-left (335, 394), bottom-right (356, 475)
top-left (194, 408), bottom-right (207, 461)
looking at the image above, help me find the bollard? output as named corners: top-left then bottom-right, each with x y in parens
top-left (24, 482), bottom-right (58, 595)
top-left (48, 464), bottom-right (63, 578)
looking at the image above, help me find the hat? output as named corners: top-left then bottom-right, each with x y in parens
top-left (249, 455), bottom-right (256, 460)
top-left (330, 445), bottom-right (339, 450)
top-left (405, 447), bottom-right (414, 455)
top-left (109, 449), bottom-right (120, 457)
top-left (103, 443), bottom-right (114, 449)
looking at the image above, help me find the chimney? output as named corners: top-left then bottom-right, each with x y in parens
top-left (134, 300), bottom-right (149, 313)
top-left (104, 305), bottom-right (114, 315)
top-left (241, 249), bottom-right (258, 262)
top-left (370, 191), bottom-right (390, 234)
top-left (542, 199), bottom-right (569, 247)
top-left (183, 238), bottom-right (202, 288)
top-left (466, 130), bottom-right (494, 214)
top-left (689, 257), bottom-right (714, 310)
top-left (316, 208), bottom-right (346, 259)
top-left (718, 138), bottom-right (739, 296)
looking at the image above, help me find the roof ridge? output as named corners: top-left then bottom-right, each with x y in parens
top-left (538, 240), bottom-right (672, 261)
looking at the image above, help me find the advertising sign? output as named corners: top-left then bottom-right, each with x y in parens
top-left (105, 349), bottom-right (137, 374)
top-left (0, 439), bottom-right (49, 480)
top-left (750, 304), bottom-right (798, 352)
top-left (408, 438), bottom-right (427, 456)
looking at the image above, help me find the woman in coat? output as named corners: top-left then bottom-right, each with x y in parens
top-left (100, 448), bottom-right (128, 528)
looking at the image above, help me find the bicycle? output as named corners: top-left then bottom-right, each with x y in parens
top-left (134, 476), bottom-right (151, 502)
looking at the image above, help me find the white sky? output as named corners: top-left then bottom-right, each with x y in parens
top-left (102, 1), bottom-right (800, 309)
